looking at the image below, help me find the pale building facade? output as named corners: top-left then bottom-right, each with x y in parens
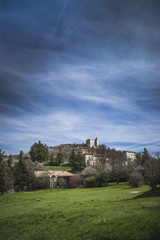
top-left (124, 151), bottom-right (136, 162)
top-left (82, 153), bottom-right (98, 166)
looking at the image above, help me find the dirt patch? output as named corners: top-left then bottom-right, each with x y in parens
top-left (130, 191), bottom-right (140, 194)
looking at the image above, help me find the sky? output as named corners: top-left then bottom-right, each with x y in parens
top-left (0, 0), bottom-right (160, 155)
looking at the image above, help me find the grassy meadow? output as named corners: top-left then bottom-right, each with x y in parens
top-left (0, 183), bottom-right (160, 240)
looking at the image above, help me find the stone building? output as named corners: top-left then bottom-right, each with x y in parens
top-left (124, 151), bottom-right (136, 162)
top-left (81, 152), bottom-right (98, 166)
top-left (86, 138), bottom-right (99, 148)
top-left (34, 170), bottom-right (73, 188)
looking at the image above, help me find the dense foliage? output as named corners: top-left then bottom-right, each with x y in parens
top-left (1, 141), bottom-right (160, 192)
top-left (49, 151), bottom-right (64, 166)
top-left (0, 150), bottom-right (35, 194)
top-left (13, 151), bottom-right (35, 191)
top-left (0, 150), bottom-right (14, 194)
top-left (69, 149), bottom-right (85, 171)
top-left (129, 171), bottom-right (143, 187)
top-left (29, 140), bottom-right (49, 162)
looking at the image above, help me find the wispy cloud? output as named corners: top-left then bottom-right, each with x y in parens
top-left (1, 0), bottom-right (160, 154)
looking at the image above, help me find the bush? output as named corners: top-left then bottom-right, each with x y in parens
top-left (83, 176), bottom-right (97, 188)
top-left (129, 171), bottom-right (143, 187)
top-left (95, 171), bottom-right (108, 187)
top-left (81, 167), bottom-right (97, 177)
top-left (83, 171), bottom-right (109, 188)
top-left (57, 178), bottom-right (69, 188)
top-left (34, 177), bottom-right (50, 189)
top-left (69, 174), bottom-right (81, 188)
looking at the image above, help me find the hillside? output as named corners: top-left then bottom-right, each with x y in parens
top-left (5, 142), bottom-right (91, 164)
top-left (48, 143), bottom-right (89, 160)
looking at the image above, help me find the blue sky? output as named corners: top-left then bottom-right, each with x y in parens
top-left (0, 0), bottom-right (160, 154)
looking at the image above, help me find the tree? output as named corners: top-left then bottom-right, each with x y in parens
top-left (129, 171), bottom-right (143, 187)
top-left (0, 150), bottom-right (13, 194)
top-left (69, 150), bottom-right (85, 172)
top-left (29, 140), bottom-right (49, 162)
top-left (108, 149), bottom-right (127, 184)
top-left (56, 151), bottom-right (63, 166)
top-left (0, 149), bottom-right (7, 194)
top-left (144, 157), bottom-right (160, 192)
top-left (95, 145), bottom-right (110, 173)
top-left (7, 155), bottom-right (13, 169)
top-left (142, 148), bottom-right (150, 165)
top-left (13, 151), bottom-right (35, 191)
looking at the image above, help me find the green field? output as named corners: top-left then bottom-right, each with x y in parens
top-left (43, 166), bottom-right (72, 171)
top-left (0, 183), bottom-right (160, 240)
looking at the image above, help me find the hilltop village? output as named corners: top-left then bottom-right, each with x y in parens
top-left (48, 138), bottom-right (136, 167)
top-left (33, 138), bottom-right (137, 189)
top-left (3, 137), bottom-right (158, 194)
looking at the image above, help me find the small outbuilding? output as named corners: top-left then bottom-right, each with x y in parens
top-left (34, 170), bottom-right (73, 188)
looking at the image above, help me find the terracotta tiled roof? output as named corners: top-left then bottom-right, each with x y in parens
top-left (81, 152), bottom-right (92, 155)
top-left (34, 170), bottom-right (73, 178)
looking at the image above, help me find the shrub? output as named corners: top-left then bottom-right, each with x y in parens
top-left (129, 171), bottom-right (143, 187)
top-left (82, 171), bottom-right (109, 188)
top-left (57, 178), bottom-right (69, 188)
top-left (95, 171), bottom-right (108, 187)
top-left (81, 167), bottom-right (97, 177)
top-left (69, 174), bottom-right (81, 188)
top-left (83, 176), bottom-right (97, 188)
top-left (34, 177), bottom-right (50, 189)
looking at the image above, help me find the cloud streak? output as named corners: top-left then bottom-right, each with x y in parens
top-left (48, 0), bottom-right (69, 46)
top-left (0, 0), bottom-right (160, 154)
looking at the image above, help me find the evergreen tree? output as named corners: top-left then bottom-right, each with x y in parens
top-left (0, 150), bottom-right (13, 194)
top-left (56, 151), bottom-right (63, 166)
top-left (14, 151), bottom-right (35, 191)
top-left (0, 149), bottom-right (6, 194)
top-left (29, 140), bottom-right (49, 162)
top-left (142, 148), bottom-right (150, 165)
top-left (7, 155), bottom-right (13, 169)
top-left (69, 150), bottom-right (85, 172)
top-left (69, 149), bottom-right (76, 169)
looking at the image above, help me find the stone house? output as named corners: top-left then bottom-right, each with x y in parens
top-left (34, 170), bottom-right (73, 188)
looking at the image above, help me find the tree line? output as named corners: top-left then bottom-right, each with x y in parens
top-left (0, 150), bottom-right (35, 194)
top-left (1, 141), bottom-right (160, 194)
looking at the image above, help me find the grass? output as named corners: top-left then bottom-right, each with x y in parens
top-left (0, 183), bottom-right (160, 240)
top-left (43, 166), bottom-right (72, 171)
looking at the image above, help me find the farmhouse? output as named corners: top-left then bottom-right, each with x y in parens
top-left (34, 170), bottom-right (73, 188)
